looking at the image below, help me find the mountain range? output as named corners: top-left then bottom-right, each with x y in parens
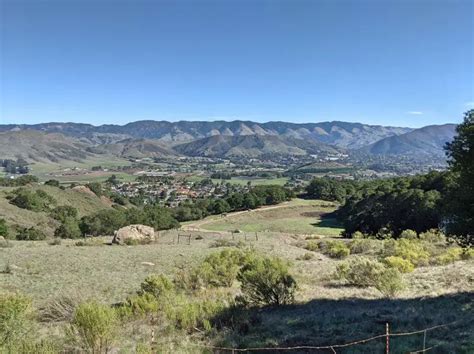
top-left (0, 120), bottom-right (457, 163)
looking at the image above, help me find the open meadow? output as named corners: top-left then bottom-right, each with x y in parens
top-left (189, 198), bottom-right (343, 236)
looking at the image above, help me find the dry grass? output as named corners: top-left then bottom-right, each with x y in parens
top-left (1, 199), bottom-right (473, 352)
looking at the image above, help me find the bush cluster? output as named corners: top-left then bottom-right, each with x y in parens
top-left (321, 240), bottom-right (350, 259)
top-left (336, 257), bottom-right (405, 297)
top-left (16, 227), bottom-right (47, 241)
top-left (237, 255), bottom-right (297, 306)
top-left (8, 188), bottom-right (56, 212)
top-left (383, 239), bottom-right (429, 266)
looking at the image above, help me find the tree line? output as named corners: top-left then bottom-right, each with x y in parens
top-left (305, 110), bottom-right (473, 244)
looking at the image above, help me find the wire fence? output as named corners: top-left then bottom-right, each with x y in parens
top-left (182, 320), bottom-right (462, 353)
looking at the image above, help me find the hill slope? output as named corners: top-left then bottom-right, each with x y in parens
top-left (0, 184), bottom-right (113, 237)
top-left (173, 134), bottom-right (340, 158)
top-left (0, 130), bottom-right (94, 163)
top-left (88, 138), bottom-right (180, 159)
top-left (360, 124), bottom-right (457, 157)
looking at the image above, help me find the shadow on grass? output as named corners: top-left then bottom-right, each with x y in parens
top-left (211, 292), bottom-right (473, 353)
top-left (311, 212), bottom-right (343, 229)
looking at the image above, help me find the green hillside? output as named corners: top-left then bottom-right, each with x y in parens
top-left (0, 184), bottom-right (113, 237)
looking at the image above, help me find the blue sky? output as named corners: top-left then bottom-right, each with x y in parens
top-left (1, 0), bottom-right (473, 128)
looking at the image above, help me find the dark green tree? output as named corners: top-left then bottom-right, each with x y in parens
top-left (445, 110), bottom-right (474, 241)
top-left (55, 217), bottom-right (82, 239)
top-left (50, 205), bottom-right (78, 222)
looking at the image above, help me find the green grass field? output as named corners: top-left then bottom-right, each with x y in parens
top-left (194, 199), bottom-right (343, 236)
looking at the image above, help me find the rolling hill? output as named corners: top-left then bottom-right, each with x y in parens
top-left (173, 134), bottom-right (340, 158)
top-left (359, 124), bottom-right (457, 157)
top-left (0, 130), bottom-right (95, 163)
top-left (87, 138), bottom-right (179, 159)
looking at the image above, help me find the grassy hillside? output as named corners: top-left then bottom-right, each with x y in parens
top-left (1, 225), bottom-right (472, 352)
top-left (0, 130), bottom-right (94, 163)
top-left (0, 184), bottom-right (113, 237)
top-left (191, 199), bottom-right (343, 236)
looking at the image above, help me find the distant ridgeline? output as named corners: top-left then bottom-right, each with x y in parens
top-left (0, 120), bottom-right (457, 164)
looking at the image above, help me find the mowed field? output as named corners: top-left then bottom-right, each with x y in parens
top-left (190, 198), bottom-right (343, 236)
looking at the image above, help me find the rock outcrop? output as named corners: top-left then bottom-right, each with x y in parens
top-left (112, 224), bottom-right (155, 244)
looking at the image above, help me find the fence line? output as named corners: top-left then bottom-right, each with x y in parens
top-left (184, 320), bottom-right (460, 353)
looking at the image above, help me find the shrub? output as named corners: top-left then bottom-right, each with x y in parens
top-left (375, 268), bottom-right (405, 298)
top-left (50, 206), bottom-right (78, 222)
top-left (39, 295), bottom-right (78, 322)
top-left (336, 257), bottom-right (405, 297)
top-left (349, 239), bottom-right (377, 254)
top-left (86, 182), bottom-right (103, 197)
top-left (79, 209), bottom-right (127, 237)
top-left (322, 240), bottom-right (350, 259)
top-left (383, 239), bottom-right (429, 266)
top-left (45, 179), bottom-right (61, 187)
top-left (68, 302), bottom-right (118, 353)
top-left (0, 293), bottom-right (33, 346)
top-left (434, 247), bottom-right (463, 265)
top-left (237, 255), bottom-right (297, 306)
top-left (8, 188), bottom-right (55, 211)
top-left (0, 219), bottom-right (8, 238)
top-left (164, 295), bottom-right (228, 332)
top-left (304, 241), bottom-right (319, 252)
top-left (352, 231), bottom-right (366, 239)
top-left (7, 338), bottom-right (59, 353)
top-left (139, 274), bottom-right (174, 298)
top-left (122, 293), bottom-right (159, 318)
top-left (399, 229), bottom-right (418, 240)
top-left (16, 227), bottom-right (46, 241)
top-left (209, 239), bottom-right (240, 248)
top-left (419, 229), bottom-right (446, 243)
top-left (55, 217), bottom-right (82, 239)
top-left (74, 238), bottom-right (103, 247)
top-left (195, 249), bottom-right (246, 288)
top-left (383, 256), bottom-right (415, 273)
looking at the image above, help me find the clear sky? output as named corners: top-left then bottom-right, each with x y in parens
top-left (0, 0), bottom-right (473, 128)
